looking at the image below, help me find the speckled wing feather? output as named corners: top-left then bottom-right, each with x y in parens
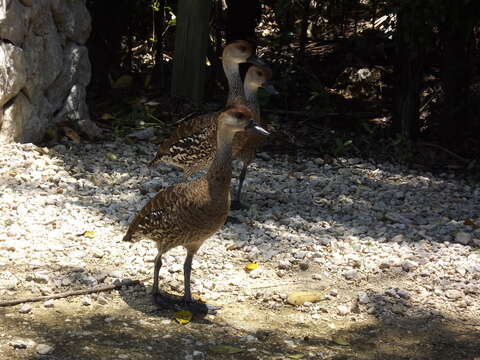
top-left (122, 178), bottom-right (229, 251)
top-left (148, 112), bottom-right (219, 176)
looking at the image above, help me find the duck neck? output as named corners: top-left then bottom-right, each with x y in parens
top-left (224, 60), bottom-right (246, 106)
top-left (206, 127), bottom-right (235, 189)
top-left (244, 82), bottom-right (261, 122)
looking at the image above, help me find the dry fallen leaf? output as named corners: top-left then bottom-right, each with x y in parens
top-left (82, 230), bottom-right (96, 239)
top-left (209, 345), bottom-right (243, 354)
top-left (288, 354), bottom-right (305, 359)
top-left (287, 291), bottom-right (325, 306)
top-left (174, 310), bottom-right (192, 324)
top-left (245, 263), bottom-right (259, 272)
top-left (100, 113), bottom-right (115, 121)
top-left (105, 153), bottom-right (117, 161)
top-left (332, 336), bottom-right (350, 346)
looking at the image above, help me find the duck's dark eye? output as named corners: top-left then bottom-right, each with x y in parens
top-left (235, 112), bottom-right (244, 119)
top-left (239, 46), bottom-right (247, 52)
top-left (256, 71), bottom-right (262, 77)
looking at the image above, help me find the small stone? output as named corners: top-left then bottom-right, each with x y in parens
top-left (249, 268), bottom-right (261, 279)
top-left (97, 296), bottom-right (108, 305)
top-left (337, 305), bottom-right (350, 315)
top-left (43, 299), bottom-right (55, 308)
top-left (169, 263), bottom-right (182, 273)
top-left (357, 291), bottom-right (370, 304)
top-left (402, 260), bottom-right (418, 272)
top-left (329, 289), bottom-right (338, 297)
top-left (314, 157), bottom-right (325, 165)
top-left (36, 344), bottom-right (54, 355)
top-left (445, 289), bottom-right (463, 300)
top-left (18, 304), bottom-right (32, 314)
top-left (278, 260), bottom-right (290, 270)
top-left (455, 232), bottom-right (472, 245)
top-left (391, 304), bottom-right (405, 315)
top-left (379, 259), bottom-right (390, 269)
top-left (312, 273), bottom-right (322, 280)
top-left (294, 250), bottom-right (306, 259)
top-left (81, 297), bottom-right (92, 306)
top-left (391, 234), bottom-right (406, 243)
top-left (396, 289), bottom-right (410, 300)
top-left (343, 269), bottom-right (359, 280)
top-left (9, 338), bottom-right (36, 349)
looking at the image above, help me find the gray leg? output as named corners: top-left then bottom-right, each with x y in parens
top-left (235, 163), bottom-right (248, 204)
top-left (183, 252), bottom-right (194, 303)
top-left (152, 251), bottom-right (162, 296)
top-left (230, 163), bottom-right (248, 211)
top-left (182, 249), bottom-right (221, 315)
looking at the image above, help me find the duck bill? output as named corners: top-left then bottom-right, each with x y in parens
top-left (262, 82), bottom-right (279, 95)
top-left (246, 55), bottom-right (266, 67)
top-left (245, 120), bottom-right (270, 136)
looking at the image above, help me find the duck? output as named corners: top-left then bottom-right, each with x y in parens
top-left (148, 63), bottom-right (276, 192)
top-left (123, 105), bottom-right (269, 314)
top-left (231, 63), bottom-right (278, 209)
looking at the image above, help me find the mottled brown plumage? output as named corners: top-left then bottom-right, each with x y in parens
top-left (123, 105), bottom-right (266, 313)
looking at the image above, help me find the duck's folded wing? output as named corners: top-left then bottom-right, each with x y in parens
top-left (148, 112), bottom-right (219, 167)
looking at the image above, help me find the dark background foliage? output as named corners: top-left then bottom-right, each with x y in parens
top-left (83, 0), bottom-right (480, 172)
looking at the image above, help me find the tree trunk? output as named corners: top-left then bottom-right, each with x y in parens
top-left (171, 0), bottom-right (212, 103)
top-left (152, 0), bottom-right (166, 88)
top-left (392, 6), bottom-right (424, 140)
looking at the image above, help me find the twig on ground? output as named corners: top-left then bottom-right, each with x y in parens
top-left (0, 278), bottom-right (149, 307)
top-left (418, 141), bottom-right (470, 164)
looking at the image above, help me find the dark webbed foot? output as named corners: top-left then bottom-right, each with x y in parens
top-left (152, 293), bottom-right (182, 310)
top-left (184, 299), bottom-right (222, 315)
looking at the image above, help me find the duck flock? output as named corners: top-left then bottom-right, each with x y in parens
top-left (123, 40), bottom-right (277, 314)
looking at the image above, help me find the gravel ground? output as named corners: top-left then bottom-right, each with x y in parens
top-left (1, 140), bottom-right (480, 360)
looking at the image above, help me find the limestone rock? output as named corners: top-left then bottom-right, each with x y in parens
top-left (0, 0), bottom-right (94, 144)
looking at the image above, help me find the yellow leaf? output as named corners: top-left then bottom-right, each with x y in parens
top-left (209, 345), bottom-right (243, 354)
top-left (332, 336), bottom-right (350, 346)
top-left (245, 263), bottom-right (259, 272)
top-left (287, 291), bottom-right (324, 306)
top-left (174, 310), bottom-right (192, 324)
top-left (105, 153), bottom-right (117, 161)
top-left (83, 230), bottom-right (96, 239)
top-left (100, 113), bottom-right (115, 120)
top-left (112, 74), bottom-right (133, 89)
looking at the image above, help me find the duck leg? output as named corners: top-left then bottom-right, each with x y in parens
top-left (231, 162), bottom-right (249, 210)
top-left (152, 251), bottom-right (178, 309)
top-left (183, 250), bottom-right (221, 315)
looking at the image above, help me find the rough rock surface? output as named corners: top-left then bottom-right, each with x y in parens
top-left (0, 0), bottom-right (100, 144)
